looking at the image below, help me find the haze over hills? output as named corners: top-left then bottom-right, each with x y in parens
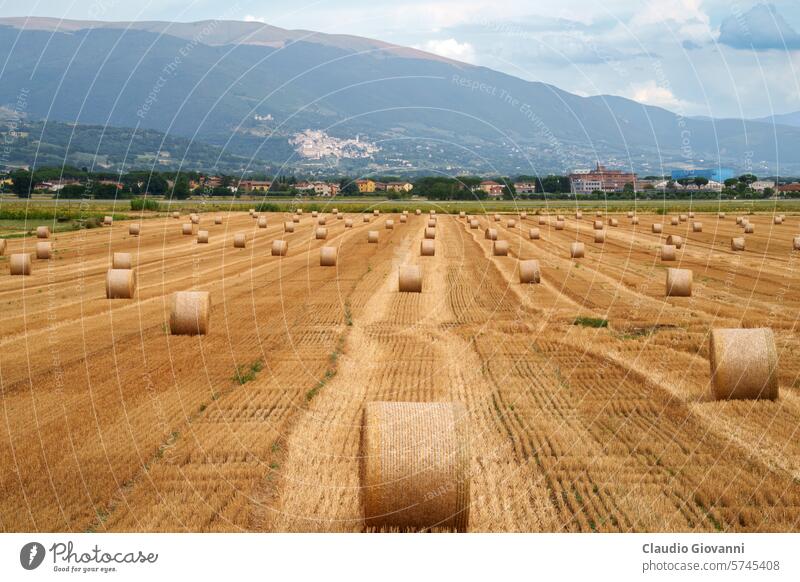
top-left (1, 16), bottom-right (799, 175)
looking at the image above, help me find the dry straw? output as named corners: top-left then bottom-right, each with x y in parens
top-left (459, 211), bottom-right (466, 218)
top-left (692, 222), bottom-right (703, 232)
top-left (593, 220), bottom-right (603, 230)
top-left (129, 224), bottom-right (141, 235)
top-left (312, 211), bottom-right (318, 217)
top-left (104, 216), bottom-right (113, 226)
top-left (258, 217), bottom-right (268, 228)
top-left (428, 219), bottom-right (437, 228)
top-left (709, 328), bottom-right (778, 400)
top-left (494, 213), bottom-right (501, 221)
top-left (215, 216), bottom-right (223, 225)
top-left (10, 253), bottom-right (31, 275)
top-left (718, 212), bottom-right (726, 218)
top-left (666, 235), bottom-right (683, 249)
top-left (398, 266), bottom-right (423, 292)
top-left (430, 210), bottom-right (436, 215)
top-left (538, 216), bottom-right (546, 225)
top-left (688, 211), bottom-right (695, 218)
top-left (774, 216), bottom-right (783, 225)
top-left (332, 208), bottom-right (339, 214)
top-left (626, 211), bottom-right (634, 218)
top-left (484, 228), bottom-right (497, 240)
top-left (36, 242), bottom-right (52, 259)
top-left (631, 217), bottom-right (640, 225)
top-left (172, 211), bottom-right (180, 219)
top-left (528, 228), bottom-right (540, 239)
top-left (570, 242), bottom-right (585, 258)
top-left (400, 215), bottom-right (407, 223)
top-left (249, 208), bottom-right (256, 216)
top-left (363, 215), bottom-right (370, 222)
top-left (112, 252), bottom-right (132, 269)
top-left (106, 269), bottom-right (136, 299)
top-left (420, 239), bottom-right (435, 256)
top-left (575, 211), bottom-right (583, 219)
top-left (234, 232), bottom-right (246, 248)
top-left (374, 209), bottom-right (380, 216)
top-left (271, 240), bottom-right (288, 256)
top-left (386, 220), bottom-right (395, 229)
top-left (191, 214), bottom-right (200, 225)
top-left (284, 221), bottom-right (295, 233)
top-left (425, 227), bottom-right (436, 239)
top-left (556, 214), bottom-right (565, 221)
top-left (793, 236), bottom-right (800, 250)
top-left (609, 218), bottom-right (618, 227)
top-left (670, 217), bottom-right (679, 226)
top-left (493, 240), bottom-right (509, 256)
top-left (736, 217), bottom-right (743, 225)
top-left (519, 259), bottom-right (540, 284)
top-left (320, 246), bottom-right (337, 266)
top-left (416, 209), bottom-right (422, 215)
top-left (182, 223), bottom-right (193, 235)
top-left (680, 214), bottom-right (687, 222)
top-left (661, 244), bottom-right (676, 261)
top-left (197, 230), bottom-right (209, 244)
top-left (0, 239), bottom-right (5, 255)
top-left (520, 211), bottom-right (527, 220)
top-left (731, 237), bottom-right (745, 251)
top-left (170, 291), bottom-right (211, 335)
top-left (297, 208), bottom-right (303, 214)
top-left (315, 227), bottom-right (328, 240)
top-left (507, 219), bottom-right (516, 228)
top-left (744, 224), bottom-right (754, 233)
top-left (555, 220), bottom-right (565, 230)
top-left (318, 216), bottom-right (327, 226)
top-left (665, 268), bottom-right (692, 297)
top-left (36, 226), bottom-right (50, 239)
top-left (469, 220), bottom-right (479, 229)
top-left (594, 230), bottom-right (606, 243)
top-left (361, 402), bottom-right (470, 531)
top-left (368, 230), bottom-right (379, 243)
top-left (595, 210), bottom-right (602, 217)
top-left (292, 215), bottom-right (300, 223)
top-left (345, 219), bottom-right (354, 228)
top-left (652, 223), bottom-right (663, 233)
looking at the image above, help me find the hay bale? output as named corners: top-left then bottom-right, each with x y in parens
top-left (556, 214), bottom-right (565, 221)
top-left (386, 220), bottom-right (395, 229)
top-left (736, 217), bottom-right (743, 225)
top-left (793, 236), bottom-right (800, 250)
top-left (332, 208), bottom-right (339, 214)
top-left (215, 216), bottom-right (223, 225)
top-left (680, 214), bottom-right (687, 222)
top-left (774, 216), bottom-right (783, 224)
top-left (428, 219), bottom-right (436, 228)
top-left (424, 227), bottom-right (436, 239)
top-left (493, 240), bottom-right (509, 256)
top-left (507, 219), bottom-right (516, 228)
top-left (666, 234), bottom-right (684, 249)
top-left (258, 217), bottom-right (268, 228)
top-left (731, 237), bottom-right (745, 251)
top-left (744, 224), bottom-right (754, 233)
top-left (670, 217), bottom-right (679, 226)
top-left (666, 268), bottom-right (692, 297)
top-left (345, 219), bottom-right (354, 228)
top-left (400, 215), bottom-right (407, 223)
top-left (718, 212), bottom-right (726, 218)
top-left (570, 242), bottom-right (584, 258)
top-left (10, 253), bottom-right (31, 275)
top-left (112, 252), bottom-right (132, 269)
top-left (172, 211), bottom-right (180, 219)
top-left (104, 216), bottom-right (113, 226)
top-left (191, 214), bottom-right (200, 225)
top-left (403, 210), bottom-right (409, 215)
top-left (368, 230), bottom-right (379, 243)
top-left (484, 228), bottom-right (497, 240)
top-left (520, 212), bottom-right (527, 220)
top-left (105, 269), bottom-right (136, 299)
top-left (312, 211), bottom-right (319, 217)
top-left (661, 244), bottom-right (676, 261)
top-left (709, 328), bottom-right (778, 400)
top-left (363, 215), bottom-right (370, 223)
top-left (594, 230), bottom-right (606, 243)
top-left (528, 228), bottom-right (540, 239)
top-left (129, 224), bottom-right (141, 235)
top-left (688, 212), bottom-right (695, 218)
top-left (595, 210), bottom-right (602, 217)
top-left (554, 220), bottom-right (565, 230)
top-left (430, 210), bottom-right (436, 215)
top-left (197, 230), bottom-right (209, 244)
top-left (652, 223), bottom-right (663, 233)
top-left (234, 232), bottom-right (246, 248)
top-left (36, 226), bottom-right (50, 239)
top-left (170, 291), bottom-right (211, 335)
top-left (459, 211), bottom-right (466, 218)
top-left (398, 266), bottom-right (422, 292)
top-left (692, 222), bottom-right (703, 232)
top-left (415, 209), bottom-right (421, 215)
top-left (318, 216), bottom-right (327, 226)
top-left (373, 209), bottom-right (380, 216)
top-left (593, 220), bottom-right (603, 230)
top-left (538, 216), bottom-right (546, 225)
top-left (519, 259), bottom-right (540, 284)
top-left (0, 239), bottom-right (5, 255)
top-left (626, 211), bottom-right (634, 218)
top-left (469, 219), bottom-right (479, 229)
top-left (315, 227), bottom-right (328, 240)
top-left (631, 217), bottom-right (639, 225)
top-left (271, 240), bottom-right (288, 256)
top-left (420, 239), bottom-right (435, 256)
top-left (297, 209), bottom-right (303, 215)
top-left (361, 402), bottom-right (470, 531)
top-left (609, 218), bottom-right (619, 227)
top-left (249, 208), bottom-right (256, 216)
top-left (36, 242), bottom-right (52, 260)
top-left (494, 213), bottom-right (501, 222)
top-left (284, 221), bottom-right (295, 233)
top-left (320, 246), bottom-right (337, 266)
top-left (575, 211), bottom-right (583, 219)
top-left (292, 215), bottom-right (300, 223)
top-left (182, 223), bottom-right (193, 235)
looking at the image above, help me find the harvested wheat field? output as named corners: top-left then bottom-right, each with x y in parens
top-left (1, 210), bottom-right (800, 533)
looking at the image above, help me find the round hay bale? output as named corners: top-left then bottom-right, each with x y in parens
top-left (430, 210), bottom-right (436, 215)
top-left (744, 224), bottom-right (754, 233)
top-left (666, 268), bottom-right (692, 297)
top-left (493, 240), bottom-right (509, 256)
top-left (731, 237), bottom-right (745, 251)
top-left (538, 216), bottom-right (546, 225)
top-left (593, 220), bottom-right (603, 230)
top-left (361, 401), bottom-right (470, 531)
top-left (469, 219), bottom-right (479, 229)
top-left (104, 216), bottom-right (113, 226)
top-left (368, 230), bottom-right (379, 243)
top-left (106, 269), bottom-right (136, 299)
top-left (626, 211), bottom-right (634, 218)
top-left (631, 217), bottom-right (640, 225)
top-left (666, 234), bottom-right (684, 249)
top-left (182, 223), bottom-right (193, 235)
top-left (318, 216), bottom-right (327, 226)
top-left (709, 328), bottom-right (778, 400)
top-left (519, 259), bottom-right (540, 284)
top-left (398, 266), bottom-right (422, 292)
top-left (386, 220), bottom-right (394, 229)
top-left (670, 217), bottom-right (679, 226)
top-left (271, 240), bottom-right (288, 256)
top-left (594, 230), bottom-right (606, 243)
top-left (661, 244), bottom-right (677, 261)
top-left (249, 208), bottom-right (256, 216)
top-left (507, 219), bottom-right (516, 228)
top-left (520, 212), bottom-right (527, 220)
top-left (528, 228), bottom-right (540, 240)
top-left (10, 253), bottom-right (31, 275)
top-left (284, 221), bottom-right (295, 233)
top-left (425, 227), bottom-right (436, 239)
top-left (292, 215), bottom-right (300, 223)
top-left (36, 226), bottom-right (50, 239)
top-left (36, 242), bottom-right (52, 260)
top-left (258, 217), bottom-right (268, 228)
top-left (736, 217), bottom-right (743, 225)
top-left (170, 291), bottom-right (211, 335)
top-left (556, 214), bottom-right (565, 221)
top-left (575, 211), bottom-right (583, 219)
top-left (718, 212), bottom-right (726, 218)
top-left (494, 213), bottom-right (501, 222)
top-left (415, 209), bottom-right (421, 215)
top-left (680, 214), bottom-right (687, 222)
top-left (373, 209), bottom-right (380, 216)
top-left (215, 216), bottom-right (223, 225)
top-left (595, 210), bottom-right (602, 218)
top-left (315, 227), bottom-right (328, 240)
top-left (459, 211), bottom-right (466, 218)
top-left (172, 211), bottom-right (180, 219)
top-left (692, 221), bottom-right (703, 232)
top-left (484, 228), bottom-right (497, 240)
top-left (652, 223), bottom-right (663, 233)
top-left (570, 242), bottom-right (584, 258)
top-left (297, 208), bottom-right (303, 215)
top-left (320, 246), bottom-right (337, 266)
top-left (609, 218), bottom-right (619, 227)
top-left (403, 210), bottom-right (409, 215)
top-left (312, 211), bottom-right (318, 218)
top-left (774, 216), bottom-right (783, 224)
top-left (345, 219), bottom-right (354, 228)
top-left (197, 230), bottom-right (209, 244)
top-left (0, 239), bottom-right (5, 255)
top-left (234, 232), bottom-right (246, 248)
top-left (332, 208), bottom-right (339, 214)
top-left (129, 223), bottom-right (141, 236)
top-left (428, 219), bottom-right (436, 228)
top-left (420, 239), bottom-right (435, 256)
top-left (112, 252), bottom-right (132, 269)
top-left (688, 212), bottom-right (695, 218)
top-left (554, 220), bottom-right (565, 230)
top-left (793, 236), bottom-right (800, 250)
top-left (400, 215), bottom-right (407, 223)
top-left (363, 215), bottom-right (370, 223)
top-left (191, 214), bottom-right (200, 225)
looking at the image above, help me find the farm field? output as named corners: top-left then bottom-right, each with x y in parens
top-left (1, 210), bottom-right (799, 532)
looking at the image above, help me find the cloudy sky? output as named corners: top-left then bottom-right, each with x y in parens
top-left (3, 0), bottom-right (800, 119)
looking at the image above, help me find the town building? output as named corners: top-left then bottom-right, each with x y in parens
top-left (238, 180), bottom-right (272, 193)
top-left (478, 180), bottom-right (506, 197)
top-left (386, 181), bottom-right (414, 193)
top-left (751, 180), bottom-right (776, 192)
top-left (513, 182), bottom-right (536, 194)
top-left (569, 164), bottom-right (637, 194)
top-left (355, 179), bottom-right (376, 193)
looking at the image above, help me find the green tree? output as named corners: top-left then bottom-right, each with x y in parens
top-left (693, 177), bottom-right (709, 187)
top-left (172, 176), bottom-right (190, 200)
top-left (738, 174), bottom-right (758, 185)
top-left (10, 169), bottom-right (33, 197)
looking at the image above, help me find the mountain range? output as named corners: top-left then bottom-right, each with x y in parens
top-left (1, 16), bottom-right (799, 176)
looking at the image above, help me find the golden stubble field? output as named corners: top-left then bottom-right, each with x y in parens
top-left (1, 210), bottom-right (799, 532)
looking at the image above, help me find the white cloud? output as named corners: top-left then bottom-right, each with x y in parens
top-left (626, 80), bottom-right (692, 110)
top-left (244, 15), bottom-right (266, 23)
top-left (417, 38), bottom-right (477, 62)
top-left (629, 0), bottom-right (713, 44)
